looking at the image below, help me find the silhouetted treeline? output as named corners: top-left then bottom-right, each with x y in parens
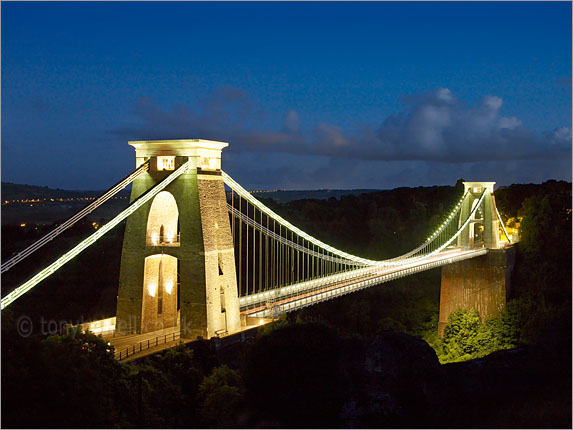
top-left (259, 181), bottom-right (462, 259)
top-left (2, 314), bottom-right (570, 428)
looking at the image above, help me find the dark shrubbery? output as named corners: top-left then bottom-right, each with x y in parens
top-left (1, 326), bottom-right (132, 428)
top-left (245, 323), bottom-right (345, 428)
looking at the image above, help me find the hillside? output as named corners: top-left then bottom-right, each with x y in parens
top-left (250, 188), bottom-right (383, 203)
top-left (2, 182), bottom-right (99, 201)
top-left (1, 183), bottom-right (131, 226)
top-left (1, 182), bottom-right (132, 202)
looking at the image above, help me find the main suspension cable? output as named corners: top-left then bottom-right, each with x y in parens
top-left (1, 160), bottom-right (190, 310)
top-left (1, 160), bottom-right (150, 274)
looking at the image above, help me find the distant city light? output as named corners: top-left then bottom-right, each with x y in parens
top-left (2, 195), bottom-right (126, 206)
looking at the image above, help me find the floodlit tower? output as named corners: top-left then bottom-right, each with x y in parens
top-left (439, 181), bottom-right (513, 336)
top-left (116, 139), bottom-right (241, 339)
top-left (457, 182), bottom-right (501, 249)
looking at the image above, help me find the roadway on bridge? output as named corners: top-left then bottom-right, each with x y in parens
top-left (107, 321), bottom-right (265, 362)
top-left (107, 325), bottom-right (182, 361)
top-left (243, 247), bottom-right (488, 317)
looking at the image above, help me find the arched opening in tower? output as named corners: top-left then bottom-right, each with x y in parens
top-left (469, 198), bottom-right (485, 248)
top-left (146, 191), bottom-right (180, 246)
top-left (473, 223), bottom-right (485, 247)
top-left (141, 254), bottom-right (178, 333)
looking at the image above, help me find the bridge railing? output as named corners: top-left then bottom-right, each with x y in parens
top-left (116, 331), bottom-right (181, 361)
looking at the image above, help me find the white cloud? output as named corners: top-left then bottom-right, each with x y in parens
top-left (283, 110), bottom-right (300, 134)
top-left (113, 86), bottom-right (571, 165)
top-left (497, 117), bottom-right (522, 129)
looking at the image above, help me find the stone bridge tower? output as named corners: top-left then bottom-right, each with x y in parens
top-left (115, 139), bottom-right (241, 340)
top-left (439, 181), bottom-right (515, 336)
top-left (457, 182), bottom-right (500, 249)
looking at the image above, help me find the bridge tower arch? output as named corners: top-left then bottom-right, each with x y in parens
top-left (115, 139), bottom-right (241, 340)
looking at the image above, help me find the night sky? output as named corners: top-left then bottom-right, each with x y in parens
top-left (2, 1), bottom-right (571, 191)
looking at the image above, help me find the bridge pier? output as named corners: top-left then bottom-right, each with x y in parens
top-left (115, 139), bottom-right (241, 340)
top-left (438, 246), bottom-right (516, 336)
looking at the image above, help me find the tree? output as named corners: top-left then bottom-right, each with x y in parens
top-left (136, 344), bottom-right (203, 427)
top-left (2, 326), bottom-right (134, 428)
top-left (439, 309), bottom-right (516, 363)
top-left (441, 309), bottom-right (482, 361)
top-left (518, 190), bottom-right (572, 299)
top-left (245, 323), bottom-right (345, 428)
top-left (455, 178), bottom-right (466, 194)
top-left (197, 365), bottom-right (244, 428)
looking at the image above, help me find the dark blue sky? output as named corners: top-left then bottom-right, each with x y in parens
top-left (2, 1), bottom-right (571, 191)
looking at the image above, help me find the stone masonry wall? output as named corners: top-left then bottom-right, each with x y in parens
top-left (438, 248), bottom-right (514, 336)
top-left (197, 174), bottom-right (241, 338)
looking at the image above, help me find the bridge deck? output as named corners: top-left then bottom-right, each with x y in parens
top-left (108, 322), bottom-right (265, 362)
top-left (241, 248), bottom-right (488, 318)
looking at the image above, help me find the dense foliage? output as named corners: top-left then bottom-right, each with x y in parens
top-left (3, 311), bottom-right (570, 428)
top-left (1, 318), bottom-right (245, 428)
top-left (432, 309), bottom-right (515, 363)
top-left (1, 324), bottom-right (131, 428)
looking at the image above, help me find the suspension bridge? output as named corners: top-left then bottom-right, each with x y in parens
top-left (1, 139), bottom-right (514, 361)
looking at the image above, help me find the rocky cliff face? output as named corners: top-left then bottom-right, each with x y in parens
top-left (442, 312), bottom-right (572, 429)
top-left (238, 320), bottom-right (570, 428)
top-left (338, 315), bottom-right (571, 428)
top-left (340, 331), bottom-right (447, 428)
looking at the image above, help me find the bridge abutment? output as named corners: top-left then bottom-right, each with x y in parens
top-left (438, 246), bottom-right (516, 336)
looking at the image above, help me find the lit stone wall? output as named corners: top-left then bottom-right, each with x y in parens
top-left (197, 174), bottom-right (241, 337)
top-left (117, 155), bottom-right (206, 336)
top-left (78, 316), bottom-right (116, 336)
top-left (116, 140), bottom-right (240, 340)
top-left (438, 248), bottom-right (514, 336)
top-left (141, 254), bottom-right (178, 332)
